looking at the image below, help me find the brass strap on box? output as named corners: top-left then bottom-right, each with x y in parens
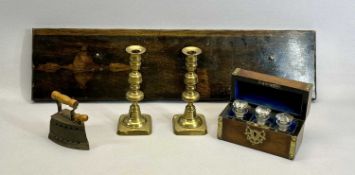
top-left (289, 136), bottom-right (297, 159)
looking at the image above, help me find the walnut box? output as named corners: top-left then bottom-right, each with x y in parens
top-left (217, 68), bottom-right (313, 159)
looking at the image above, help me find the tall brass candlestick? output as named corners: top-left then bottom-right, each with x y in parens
top-left (172, 46), bottom-right (207, 135)
top-left (117, 45), bottom-right (152, 135)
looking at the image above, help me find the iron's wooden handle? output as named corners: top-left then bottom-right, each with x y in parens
top-left (51, 91), bottom-right (78, 108)
top-left (73, 114), bottom-right (89, 122)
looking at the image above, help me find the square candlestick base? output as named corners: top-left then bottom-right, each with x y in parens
top-left (117, 114), bottom-right (152, 135)
top-left (173, 114), bottom-right (208, 135)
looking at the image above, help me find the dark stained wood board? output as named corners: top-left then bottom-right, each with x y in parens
top-left (32, 29), bottom-right (316, 102)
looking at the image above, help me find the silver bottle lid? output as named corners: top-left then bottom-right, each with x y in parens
top-left (276, 113), bottom-right (294, 132)
top-left (232, 100), bottom-right (249, 119)
top-left (255, 106), bottom-right (271, 125)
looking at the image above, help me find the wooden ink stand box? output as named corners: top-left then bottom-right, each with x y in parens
top-left (218, 68), bottom-right (313, 159)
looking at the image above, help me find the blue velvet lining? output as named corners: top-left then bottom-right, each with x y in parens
top-left (234, 80), bottom-right (303, 116)
top-left (238, 95), bottom-right (295, 114)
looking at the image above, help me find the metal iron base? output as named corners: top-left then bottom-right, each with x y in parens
top-left (49, 110), bottom-right (89, 150)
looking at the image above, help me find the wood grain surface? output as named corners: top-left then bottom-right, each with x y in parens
top-left (32, 29), bottom-right (316, 102)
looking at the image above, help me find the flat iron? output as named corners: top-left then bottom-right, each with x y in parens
top-left (48, 91), bottom-right (89, 150)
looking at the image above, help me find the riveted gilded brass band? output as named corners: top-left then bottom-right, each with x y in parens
top-left (289, 136), bottom-right (297, 159)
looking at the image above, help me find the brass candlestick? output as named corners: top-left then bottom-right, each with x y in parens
top-left (172, 46), bottom-right (207, 135)
top-left (117, 45), bottom-right (152, 135)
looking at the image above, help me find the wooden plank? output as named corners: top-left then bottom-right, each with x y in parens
top-left (32, 29), bottom-right (316, 102)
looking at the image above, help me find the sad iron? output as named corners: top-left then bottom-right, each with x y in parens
top-left (48, 91), bottom-right (89, 150)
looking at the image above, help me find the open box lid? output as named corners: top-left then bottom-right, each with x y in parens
top-left (231, 68), bottom-right (313, 120)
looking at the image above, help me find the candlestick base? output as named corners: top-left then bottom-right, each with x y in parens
top-left (117, 114), bottom-right (152, 135)
top-left (172, 114), bottom-right (207, 135)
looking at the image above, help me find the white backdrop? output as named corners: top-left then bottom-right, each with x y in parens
top-left (0, 0), bottom-right (355, 175)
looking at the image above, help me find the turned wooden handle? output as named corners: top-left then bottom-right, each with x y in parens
top-left (73, 114), bottom-right (88, 122)
top-left (51, 91), bottom-right (78, 108)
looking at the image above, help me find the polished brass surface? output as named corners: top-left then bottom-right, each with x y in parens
top-left (289, 136), bottom-right (297, 159)
top-left (117, 45), bottom-right (152, 135)
top-left (245, 126), bottom-right (266, 145)
top-left (173, 46), bottom-right (207, 135)
top-left (118, 113), bottom-right (152, 135)
top-left (173, 114), bottom-right (207, 135)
